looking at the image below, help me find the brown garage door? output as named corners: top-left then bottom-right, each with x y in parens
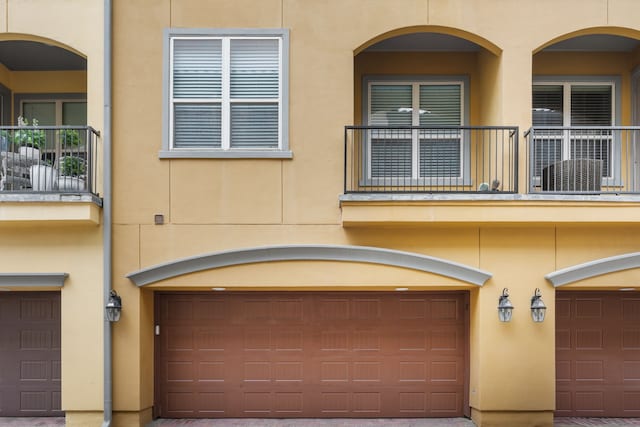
top-left (556, 291), bottom-right (640, 417)
top-left (155, 292), bottom-right (468, 418)
top-left (0, 292), bottom-right (62, 417)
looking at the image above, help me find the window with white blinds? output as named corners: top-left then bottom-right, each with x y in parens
top-left (532, 82), bottom-right (614, 178)
top-left (166, 30), bottom-right (289, 156)
top-left (367, 81), bottom-right (464, 180)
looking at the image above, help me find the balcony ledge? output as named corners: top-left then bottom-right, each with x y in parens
top-left (0, 193), bottom-right (102, 225)
top-left (340, 193), bottom-right (640, 226)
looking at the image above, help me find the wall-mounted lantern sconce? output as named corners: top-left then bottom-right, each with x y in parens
top-left (105, 290), bottom-right (122, 322)
top-left (530, 288), bottom-right (546, 323)
top-left (498, 288), bottom-right (514, 322)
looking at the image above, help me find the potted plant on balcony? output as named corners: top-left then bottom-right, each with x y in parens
top-left (13, 116), bottom-right (46, 160)
top-left (57, 156), bottom-right (86, 191)
top-left (59, 128), bottom-right (81, 150)
top-left (29, 159), bottom-right (58, 191)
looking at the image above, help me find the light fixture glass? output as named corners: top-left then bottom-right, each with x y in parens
top-left (530, 288), bottom-right (546, 323)
top-left (498, 288), bottom-right (514, 322)
top-left (105, 290), bottom-right (122, 322)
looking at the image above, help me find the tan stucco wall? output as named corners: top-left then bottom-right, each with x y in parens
top-left (111, 1), bottom-right (640, 426)
top-left (0, 0), bottom-right (105, 419)
top-left (10, 71), bottom-right (87, 94)
top-left (0, 225), bottom-right (103, 410)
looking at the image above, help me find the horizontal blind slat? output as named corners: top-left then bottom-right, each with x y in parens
top-left (230, 103), bottom-right (279, 148)
top-left (173, 39), bottom-right (222, 99)
top-left (370, 85), bottom-right (413, 127)
top-left (173, 104), bottom-right (221, 148)
top-left (230, 39), bottom-right (279, 99)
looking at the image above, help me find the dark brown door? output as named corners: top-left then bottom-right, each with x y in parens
top-left (155, 292), bottom-right (468, 418)
top-left (0, 292), bottom-right (62, 416)
top-left (556, 291), bottom-right (640, 417)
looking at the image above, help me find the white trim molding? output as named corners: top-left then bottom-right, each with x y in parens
top-left (546, 251), bottom-right (640, 287)
top-left (126, 244), bottom-right (492, 287)
top-left (0, 273), bottom-right (68, 288)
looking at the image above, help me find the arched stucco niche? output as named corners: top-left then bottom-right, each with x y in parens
top-left (533, 26), bottom-right (640, 55)
top-left (354, 26), bottom-right (501, 57)
top-left (0, 33), bottom-right (87, 61)
top-left (0, 33), bottom-right (87, 124)
top-left (353, 25), bottom-right (504, 126)
top-left (532, 27), bottom-right (640, 129)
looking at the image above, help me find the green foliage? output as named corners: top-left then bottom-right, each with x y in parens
top-left (11, 116), bottom-right (46, 149)
top-left (60, 156), bottom-right (86, 177)
top-left (60, 129), bottom-right (81, 147)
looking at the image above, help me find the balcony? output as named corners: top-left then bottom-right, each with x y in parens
top-left (341, 126), bottom-right (640, 227)
top-left (344, 126), bottom-right (519, 194)
top-left (526, 127), bottom-right (640, 195)
top-left (0, 126), bottom-right (101, 225)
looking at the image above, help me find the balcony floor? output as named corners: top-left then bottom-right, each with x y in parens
top-left (340, 193), bottom-right (640, 226)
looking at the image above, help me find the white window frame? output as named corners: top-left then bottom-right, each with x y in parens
top-left (363, 77), bottom-right (469, 185)
top-left (532, 77), bottom-right (621, 185)
top-left (160, 28), bottom-right (291, 159)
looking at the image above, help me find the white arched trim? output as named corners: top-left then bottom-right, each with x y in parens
top-left (546, 252), bottom-right (640, 287)
top-left (126, 244), bottom-right (492, 287)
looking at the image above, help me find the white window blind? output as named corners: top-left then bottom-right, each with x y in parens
top-left (570, 85), bottom-right (611, 126)
top-left (532, 83), bottom-right (613, 178)
top-left (368, 82), bottom-right (463, 180)
top-left (170, 35), bottom-right (282, 151)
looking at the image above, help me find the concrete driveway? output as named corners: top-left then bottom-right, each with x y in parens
top-left (147, 419), bottom-right (475, 427)
top-left (3, 417), bottom-right (640, 427)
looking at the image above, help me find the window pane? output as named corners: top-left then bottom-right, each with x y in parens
top-left (173, 39), bottom-right (222, 99)
top-left (22, 102), bottom-right (55, 125)
top-left (230, 103), bottom-right (278, 148)
top-left (369, 85), bottom-right (412, 127)
top-left (371, 139), bottom-right (412, 178)
top-left (230, 39), bottom-right (279, 99)
top-left (533, 85), bottom-right (563, 126)
top-left (62, 102), bottom-right (87, 125)
top-left (420, 138), bottom-right (461, 177)
top-left (173, 103), bottom-right (221, 148)
top-left (419, 85), bottom-right (461, 127)
top-left (571, 85), bottom-right (612, 126)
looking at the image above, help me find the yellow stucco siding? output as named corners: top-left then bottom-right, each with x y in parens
top-left (0, 0), bottom-right (104, 420)
top-left (0, 0), bottom-right (626, 426)
top-left (110, 1), bottom-right (640, 425)
top-left (9, 71), bottom-right (87, 94)
top-left (0, 226), bottom-right (104, 410)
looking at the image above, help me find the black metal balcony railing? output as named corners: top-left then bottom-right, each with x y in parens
top-left (526, 127), bottom-right (640, 194)
top-left (0, 126), bottom-right (99, 195)
top-left (345, 126), bottom-right (519, 194)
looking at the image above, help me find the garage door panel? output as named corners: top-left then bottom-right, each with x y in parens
top-left (430, 390), bottom-right (463, 414)
top-left (623, 391), bottom-right (640, 414)
top-left (157, 292), bottom-right (468, 418)
top-left (622, 299), bottom-right (640, 321)
top-left (556, 291), bottom-right (640, 417)
top-left (623, 329), bottom-right (640, 349)
top-left (431, 327), bottom-right (462, 351)
top-left (624, 360), bottom-right (640, 380)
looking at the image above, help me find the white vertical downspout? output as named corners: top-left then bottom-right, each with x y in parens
top-left (102, 0), bottom-right (113, 425)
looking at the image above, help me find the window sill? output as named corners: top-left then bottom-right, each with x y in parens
top-left (159, 150), bottom-right (293, 159)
